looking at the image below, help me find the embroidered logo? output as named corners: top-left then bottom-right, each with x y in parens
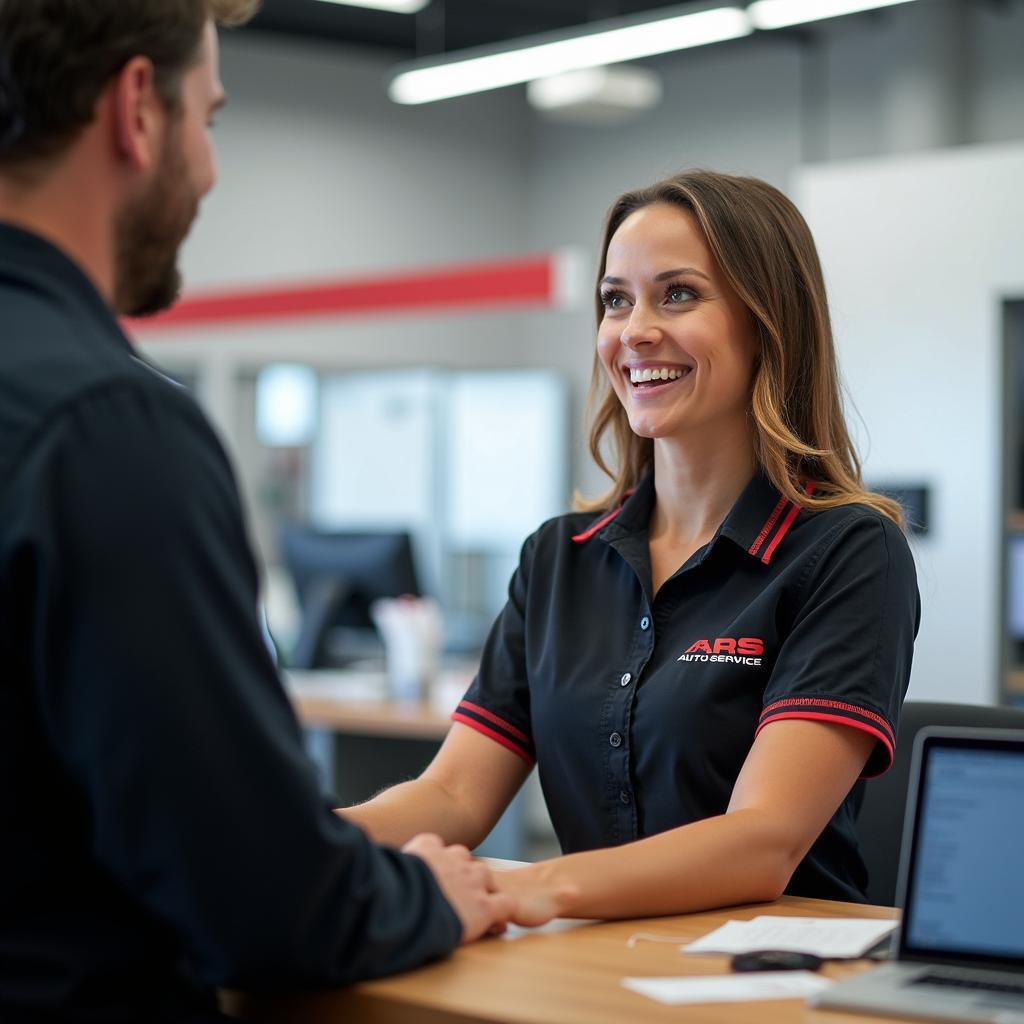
top-left (678, 637), bottom-right (764, 667)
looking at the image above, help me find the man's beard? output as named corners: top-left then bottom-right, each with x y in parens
top-left (113, 125), bottom-right (199, 318)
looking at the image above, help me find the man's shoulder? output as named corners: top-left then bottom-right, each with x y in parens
top-left (2, 275), bottom-right (138, 381)
top-left (0, 286), bottom-right (207, 492)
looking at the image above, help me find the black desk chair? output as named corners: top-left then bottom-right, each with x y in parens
top-left (856, 699), bottom-right (1024, 906)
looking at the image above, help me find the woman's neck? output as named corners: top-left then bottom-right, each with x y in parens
top-left (650, 422), bottom-right (757, 546)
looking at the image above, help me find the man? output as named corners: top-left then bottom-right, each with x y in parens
top-left (0, 2), bottom-right (519, 1020)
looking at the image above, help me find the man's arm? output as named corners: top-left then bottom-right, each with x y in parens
top-left (36, 379), bottom-right (511, 986)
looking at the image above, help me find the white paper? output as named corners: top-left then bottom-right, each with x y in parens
top-left (502, 918), bottom-right (593, 939)
top-left (622, 971), bottom-right (832, 1005)
top-left (682, 916), bottom-right (897, 959)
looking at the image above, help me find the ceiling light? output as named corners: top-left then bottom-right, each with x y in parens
top-left (747, 0), bottom-right (919, 30)
top-left (314, 0), bottom-right (429, 14)
top-left (527, 67), bottom-right (663, 123)
top-left (388, 5), bottom-right (750, 105)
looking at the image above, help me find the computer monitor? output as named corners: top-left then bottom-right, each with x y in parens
top-left (279, 527), bottom-right (421, 669)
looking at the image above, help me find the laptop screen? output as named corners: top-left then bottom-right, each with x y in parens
top-left (902, 741), bottom-right (1024, 964)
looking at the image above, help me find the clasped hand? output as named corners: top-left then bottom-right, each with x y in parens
top-left (402, 834), bottom-right (579, 940)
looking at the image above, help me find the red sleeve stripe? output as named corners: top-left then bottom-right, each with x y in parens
top-left (571, 505), bottom-right (623, 544)
top-left (456, 700), bottom-right (531, 744)
top-left (755, 711), bottom-right (894, 778)
top-left (760, 696), bottom-right (895, 748)
top-left (451, 713), bottom-right (535, 766)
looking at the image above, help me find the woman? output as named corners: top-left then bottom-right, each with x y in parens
top-left (342, 170), bottom-right (919, 924)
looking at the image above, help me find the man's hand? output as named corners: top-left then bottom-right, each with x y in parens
top-left (402, 833), bottom-right (517, 943)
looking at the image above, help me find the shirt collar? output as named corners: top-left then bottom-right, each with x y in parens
top-left (579, 469), bottom-right (803, 566)
top-left (0, 222), bottom-right (133, 356)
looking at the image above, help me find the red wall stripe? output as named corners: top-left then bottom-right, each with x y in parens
top-left (128, 254), bottom-right (556, 334)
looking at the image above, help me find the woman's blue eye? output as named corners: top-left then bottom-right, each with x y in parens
top-left (666, 284), bottom-right (697, 303)
top-left (600, 291), bottom-right (626, 309)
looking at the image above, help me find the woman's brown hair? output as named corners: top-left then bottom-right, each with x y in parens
top-left (578, 169), bottom-right (903, 527)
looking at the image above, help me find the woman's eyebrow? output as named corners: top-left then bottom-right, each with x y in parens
top-left (654, 267), bottom-right (711, 282)
top-left (600, 266), bottom-right (712, 286)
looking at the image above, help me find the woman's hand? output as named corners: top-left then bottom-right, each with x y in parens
top-left (490, 862), bottom-right (580, 927)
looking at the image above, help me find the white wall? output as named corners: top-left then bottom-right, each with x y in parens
top-left (187, 34), bottom-right (535, 283)
top-left (796, 143), bottom-right (1024, 704)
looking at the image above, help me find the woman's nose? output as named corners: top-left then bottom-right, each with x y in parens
top-left (620, 305), bottom-right (663, 349)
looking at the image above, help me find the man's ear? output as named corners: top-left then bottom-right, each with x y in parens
top-left (110, 56), bottom-right (163, 172)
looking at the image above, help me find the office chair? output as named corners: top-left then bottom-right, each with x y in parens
top-left (856, 699), bottom-right (1024, 906)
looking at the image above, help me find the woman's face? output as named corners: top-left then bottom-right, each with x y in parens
top-left (597, 202), bottom-right (758, 444)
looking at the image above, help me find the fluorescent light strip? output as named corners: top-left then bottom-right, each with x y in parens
top-left (389, 6), bottom-right (750, 105)
top-left (315, 0), bottom-right (428, 14)
top-left (747, 0), bottom-right (919, 30)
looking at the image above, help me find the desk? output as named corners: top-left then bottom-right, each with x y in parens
top-left (287, 669), bottom-right (455, 741)
top-left (226, 896), bottom-right (898, 1024)
top-left (285, 668), bottom-right (460, 790)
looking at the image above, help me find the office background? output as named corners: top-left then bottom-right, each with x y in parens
top-left (129, 0), bottom-right (1024, 717)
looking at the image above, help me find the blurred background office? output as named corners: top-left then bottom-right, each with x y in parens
top-left (128, 0), bottom-right (1024, 851)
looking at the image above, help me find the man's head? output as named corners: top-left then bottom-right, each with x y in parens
top-left (0, 1), bottom-right (259, 315)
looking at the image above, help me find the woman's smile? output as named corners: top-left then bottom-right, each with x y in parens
top-left (624, 362), bottom-right (694, 399)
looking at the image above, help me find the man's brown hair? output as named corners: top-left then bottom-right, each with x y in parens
top-left (580, 169), bottom-right (904, 527)
top-left (0, 0), bottom-right (259, 170)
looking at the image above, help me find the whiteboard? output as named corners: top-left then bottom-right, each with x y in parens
top-left (443, 371), bottom-right (569, 549)
top-left (311, 370), bottom-right (437, 530)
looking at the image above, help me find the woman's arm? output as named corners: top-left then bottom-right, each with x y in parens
top-left (338, 723), bottom-right (531, 849)
top-left (493, 719), bottom-right (874, 922)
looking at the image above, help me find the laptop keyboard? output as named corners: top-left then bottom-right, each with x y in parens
top-left (912, 973), bottom-right (1024, 997)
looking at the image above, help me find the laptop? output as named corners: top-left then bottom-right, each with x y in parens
top-left (812, 727), bottom-right (1024, 1024)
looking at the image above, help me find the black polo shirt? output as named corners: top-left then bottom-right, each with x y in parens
top-left (455, 471), bottom-right (920, 903)
top-left (0, 224), bottom-right (461, 1023)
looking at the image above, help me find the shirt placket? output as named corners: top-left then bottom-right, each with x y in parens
top-left (600, 530), bottom-right (656, 842)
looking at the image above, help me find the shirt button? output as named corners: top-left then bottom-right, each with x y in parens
top-left (620, 788), bottom-right (631, 804)
top-left (609, 732), bottom-right (623, 748)
top-left (620, 672), bottom-right (632, 687)
top-left (640, 616), bottom-right (650, 631)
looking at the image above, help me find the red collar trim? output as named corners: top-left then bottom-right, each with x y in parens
top-left (571, 488), bottom-right (637, 543)
top-left (748, 481), bottom-right (817, 565)
top-left (571, 504), bottom-right (625, 544)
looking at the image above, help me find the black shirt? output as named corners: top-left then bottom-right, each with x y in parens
top-left (0, 224), bottom-right (460, 1023)
top-left (455, 470), bottom-right (920, 902)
